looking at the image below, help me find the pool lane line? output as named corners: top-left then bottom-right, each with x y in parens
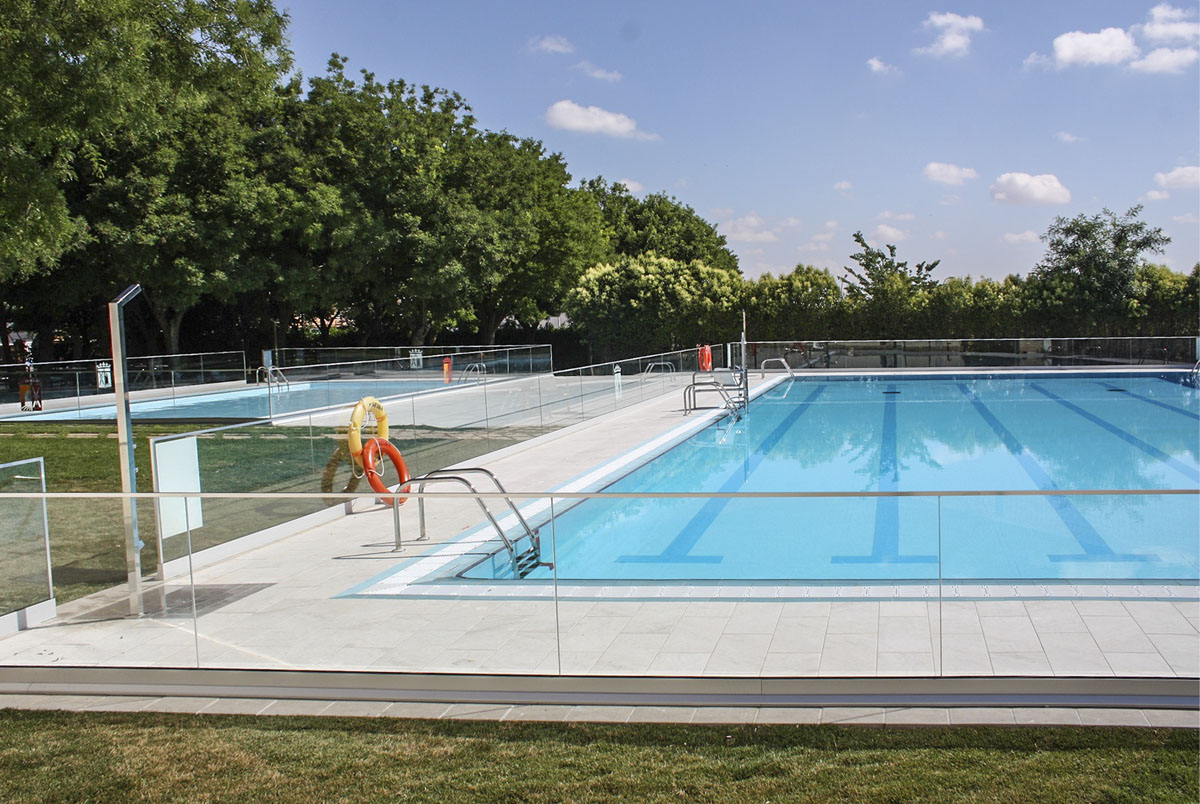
top-left (1031, 383), bottom-right (1199, 484)
top-left (956, 383), bottom-right (1155, 563)
top-left (1095, 381), bottom-right (1200, 422)
top-left (616, 385), bottom-right (826, 565)
top-left (831, 384), bottom-right (938, 565)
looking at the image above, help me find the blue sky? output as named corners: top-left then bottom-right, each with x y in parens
top-left (279, 1), bottom-right (1200, 281)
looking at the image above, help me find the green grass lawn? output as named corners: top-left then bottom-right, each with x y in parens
top-left (0, 711), bottom-right (1194, 803)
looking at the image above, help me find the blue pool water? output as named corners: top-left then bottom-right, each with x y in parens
top-left (9, 379), bottom-right (453, 421)
top-left (464, 372), bottom-right (1199, 583)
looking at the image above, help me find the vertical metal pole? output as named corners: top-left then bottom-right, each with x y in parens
top-left (392, 494), bottom-right (403, 551)
top-left (109, 283), bottom-right (143, 616)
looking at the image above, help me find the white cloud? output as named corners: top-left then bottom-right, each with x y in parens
top-left (618, 178), bottom-right (644, 193)
top-left (1131, 46), bottom-right (1200, 73)
top-left (867, 57), bottom-right (900, 75)
top-left (933, 231), bottom-right (948, 240)
top-left (1023, 51), bottom-right (1052, 69)
top-left (1173, 212), bottom-right (1199, 223)
top-left (989, 172), bottom-right (1071, 204)
top-left (1143, 189), bottom-right (1171, 201)
top-left (544, 100), bottom-right (659, 140)
top-left (924, 162), bottom-right (978, 185)
top-left (874, 223), bottom-right (908, 241)
top-left (575, 60), bottom-right (622, 81)
top-left (1053, 28), bottom-right (1139, 67)
top-left (1140, 4), bottom-right (1200, 43)
top-left (797, 221), bottom-right (838, 253)
top-left (1055, 131), bottom-right (1083, 143)
top-left (1156, 165), bottom-right (1200, 188)
top-left (723, 213), bottom-right (779, 243)
top-left (780, 216), bottom-right (803, 229)
top-left (940, 194), bottom-right (962, 205)
top-left (1002, 230), bottom-right (1040, 244)
top-left (878, 210), bottom-right (916, 221)
top-left (916, 12), bottom-right (985, 57)
top-left (530, 35), bottom-right (574, 54)
top-left (834, 180), bottom-right (853, 192)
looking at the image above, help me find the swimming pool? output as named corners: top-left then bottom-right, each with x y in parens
top-left (7, 379), bottom-right (457, 421)
top-left (462, 372), bottom-right (1199, 584)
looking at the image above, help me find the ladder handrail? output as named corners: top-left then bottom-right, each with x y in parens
top-left (255, 365), bottom-right (290, 387)
top-left (457, 362), bottom-right (487, 382)
top-left (760, 357), bottom-right (795, 378)
top-left (645, 361), bottom-right (677, 373)
top-left (413, 468), bottom-right (540, 573)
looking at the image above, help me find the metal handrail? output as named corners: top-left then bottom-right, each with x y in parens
top-left (458, 363), bottom-right (487, 382)
top-left (413, 468), bottom-right (540, 571)
top-left (255, 366), bottom-right (290, 387)
top-left (645, 361), bottom-right (677, 374)
top-left (760, 357), bottom-right (795, 378)
top-left (1190, 359), bottom-right (1200, 387)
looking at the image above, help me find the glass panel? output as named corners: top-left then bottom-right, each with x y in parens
top-left (0, 460), bottom-right (51, 618)
top-left (938, 492), bottom-right (1199, 677)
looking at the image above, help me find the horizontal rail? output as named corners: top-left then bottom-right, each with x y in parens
top-left (1, 489), bottom-right (1195, 501)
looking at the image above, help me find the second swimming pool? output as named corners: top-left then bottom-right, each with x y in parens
top-left (461, 372), bottom-right (1199, 583)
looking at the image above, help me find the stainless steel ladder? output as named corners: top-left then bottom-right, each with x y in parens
top-left (410, 468), bottom-right (543, 578)
top-left (760, 357), bottom-right (795, 378)
top-left (255, 365), bottom-right (290, 388)
top-left (683, 368), bottom-right (746, 415)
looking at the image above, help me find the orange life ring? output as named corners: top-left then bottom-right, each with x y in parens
top-left (361, 437), bottom-right (411, 506)
top-left (699, 345), bottom-right (713, 372)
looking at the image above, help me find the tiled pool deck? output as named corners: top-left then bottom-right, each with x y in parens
top-left (0, 372), bottom-right (1196, 687)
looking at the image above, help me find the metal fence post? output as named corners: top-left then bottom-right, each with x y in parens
top-left (109, 284), bottom-right (144, 617)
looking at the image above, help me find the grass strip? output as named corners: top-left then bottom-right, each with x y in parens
top-left (0, 710), bottom-right (1195, 803)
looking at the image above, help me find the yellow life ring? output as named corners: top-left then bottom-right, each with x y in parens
top-left (347, 396), bottom-right (388, 468)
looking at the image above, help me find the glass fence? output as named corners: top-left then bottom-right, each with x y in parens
top-left (0, 350), bottom-right (248, 417)
top-left (734, 337), bottom-right (1198, 371)
top-left (140, 346), bottom-right (714, 570)
top-left (0, 488), bottom-right (1193, 679)
top-left (272, 344), bottom-right (554, 373)
top-left (0, 459), bottom-right (53, 628)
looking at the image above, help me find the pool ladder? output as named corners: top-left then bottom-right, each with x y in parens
top-left (255, 365), bottom-right (290, 388)
top-left (458, 363), bottom-right (487, 383)
top-left (1189, 359), bottom-right (1200, 388)
top-left (409, 468), bottom-right (544, 578)
top-left (760, 357), bottom-right (795, 378)
top-left (683, 368), bottom-right (747, 416)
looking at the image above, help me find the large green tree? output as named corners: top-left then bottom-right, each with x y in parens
top-left (583, 178), bottom-right (739, 273)
top-left (566, 254), bottom-right (743, 361)
top-left (0, 0), bottom-right (290, 283)
top-left (840, 231), bottom-right (939, 338)
top-left (1028, 206), bottom-right (1170, 334)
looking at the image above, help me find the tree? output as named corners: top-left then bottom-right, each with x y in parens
top-left (583, 178), bottom-right (739, 272)
top-left (1029, 206), bottom-right (1169, 334)
top-left (0, 0), bottom-right (290, 282)
top-left (746, 265), bottom-right (842, 339)
top-left (840, 231), bottom-right (939, 338)
top-left (566, 254), bottom-right (743, 361)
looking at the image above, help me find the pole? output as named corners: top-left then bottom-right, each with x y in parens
top-left (109, 284), bottom-right (144, 616)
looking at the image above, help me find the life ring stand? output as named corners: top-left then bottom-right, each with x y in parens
top-left (347, 396), bottom-right (388, 469)
top-left (361, 437), bottom-right (411, 507)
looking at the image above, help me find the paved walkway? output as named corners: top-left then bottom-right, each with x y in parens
top-left (0, 694), bottom-right (1195, 728)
